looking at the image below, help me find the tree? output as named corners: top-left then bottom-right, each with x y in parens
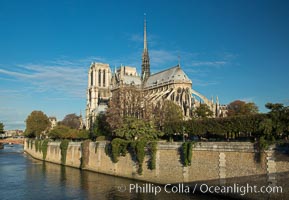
top-left (106, 96), bottom-right (124, 132)
top-left (114, 117), bottom-right (163, 141)
top-left (61, 113), bottom-right (81, 129)
top-left (227, 100), bottom-right (258, 116)
top-left (0, 122), bottom-right (4, 134)
top-left (89, 113), bottom-right (110, 140)
top-left (259, 118), bottom-right (273, 139)
top-left (193, 103), bottom-right (213, 118)
top-left (49, 125), bottom-right (89, 140)
top-left (49, 125), bottom-right (72, 139)
top-left (184, 113), bottom-right (266, 140)
top-left (106, 86), bottom-right (153, 133)
top-left (265, 103), bottom-right (289, 137)
top-left (24, 111), bottom-right (50, 138)
top-left (154, 100), bottom-right (183, 140)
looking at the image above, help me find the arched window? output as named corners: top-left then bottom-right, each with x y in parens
top-left (103, 69), bottom-right (106, 87)
top-left (98, 69), bottom-right (101, 86)
top-left (90, 71), bottom-right (93, 86)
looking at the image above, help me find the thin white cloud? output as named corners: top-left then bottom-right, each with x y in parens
top-left (0, 107), bottom-right (27, 130)
top-left (149, 49), bottom-right (203, 69)
top-left (0, 68), bottom-right (33, 79)
top-left (150, 49), bottom-right (179, 66)
top-left (0, 89), bottom-right (27, 98)
top-left (0, 59), bottom-right (89, 98)
top-left (129, 34), bottom-right (143, 43)
top-left (193, 79), bottom-right (219, 87)
top-left (191, 61), bottom-right (227, 67)
top-left (0, 57), bottom-right (93, 130)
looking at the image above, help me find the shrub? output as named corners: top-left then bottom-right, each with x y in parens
top-left (35, 140), bottom-right (41, 152)
top-left (135, 140), bottom-right (147, 175)
top-left (41, 139), bottom-right (49, 160)
top-left (148, 141), bottom-right (157, 170)
top-left (259, 136), bottom-right (269, 151)
top-left (181, 142), bottom-right (194, 166)
top-left (60, 140), bottom-right (69, 165)
top-left (105, 138), bottom-right (129, 163)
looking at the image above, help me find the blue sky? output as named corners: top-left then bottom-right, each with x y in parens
top-left (1, 0), bottom-right (289, 130)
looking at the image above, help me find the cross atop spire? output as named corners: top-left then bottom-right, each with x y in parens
top-left (141, 13), bottom-right (150, 82)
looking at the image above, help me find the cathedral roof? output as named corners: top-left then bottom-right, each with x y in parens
top-left (122, 75), bottom-right (141, 85)
top-left (144, 65), bottom-right (192, 88)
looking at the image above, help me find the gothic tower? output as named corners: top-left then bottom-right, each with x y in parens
top-left (141, 15), bottom-right (150, 82)
top-left (85, 62), bottom-right (111, 129)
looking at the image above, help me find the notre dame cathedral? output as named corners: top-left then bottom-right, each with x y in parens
top-left (85, 18), bottom-right (227, 128)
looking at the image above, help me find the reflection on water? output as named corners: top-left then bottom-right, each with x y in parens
top-left (0, 145), bottom-right (216, 200)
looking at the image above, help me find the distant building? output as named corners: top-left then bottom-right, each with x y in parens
top-left (85, 18), bottom-right (227, 128)
top-left (2, 130), bottom-right (24, 138)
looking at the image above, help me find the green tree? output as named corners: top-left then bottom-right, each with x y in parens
top-left (259, 118), bottom-right (273, 139)
top-left (49, 125), bottom-right (89, 140)
top-left (155, 100), bottom-right (183, 140)
top-left (265, 103), bottom-right (289, 137)
top-left (245, 102), bottom-right (259, 114)
top-left (24, 111), bottom-right (50, 138)
top-left (0, 122), bottom-right (4, 134)
top-left (115, 117), bottom-right (163, 141)
top-left (193, 103), bottom-right (213, 118)
top-left (184, 113), bottom-right (265, 140)
top-left (89, 113), bottom-right (110, 140)
top-left (76, 129), bottom-right (89, 140)
top-left (49, 125), bottom-right (72, 139)
top-left (227, 100), bottom-right (258, 116)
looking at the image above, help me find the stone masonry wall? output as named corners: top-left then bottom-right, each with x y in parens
top-left (24, 140), bottom-right (289, 185)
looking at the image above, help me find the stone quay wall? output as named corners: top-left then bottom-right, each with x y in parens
top-left (24, 140), bottom-right (289, 185)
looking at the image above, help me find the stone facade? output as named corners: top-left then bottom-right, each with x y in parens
top-left (86, 63), bottom-right (112, 128)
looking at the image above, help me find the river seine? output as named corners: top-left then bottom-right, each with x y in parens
top-left (0, 144), bottom-right (220, 200)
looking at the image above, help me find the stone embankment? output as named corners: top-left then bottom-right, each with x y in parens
top-left (24, 140), bottom-right (289, 199)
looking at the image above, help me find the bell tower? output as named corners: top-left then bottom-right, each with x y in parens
top-left (85, 62), bottom-right (111, 129)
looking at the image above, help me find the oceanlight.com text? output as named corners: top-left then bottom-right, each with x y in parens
top-left (117, 183), bottom-right (283, 196)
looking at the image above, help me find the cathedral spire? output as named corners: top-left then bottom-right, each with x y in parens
top-left (144, 14), bottom-right (147, 51)
top-left (141, 13), bottom-right (150, 82)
